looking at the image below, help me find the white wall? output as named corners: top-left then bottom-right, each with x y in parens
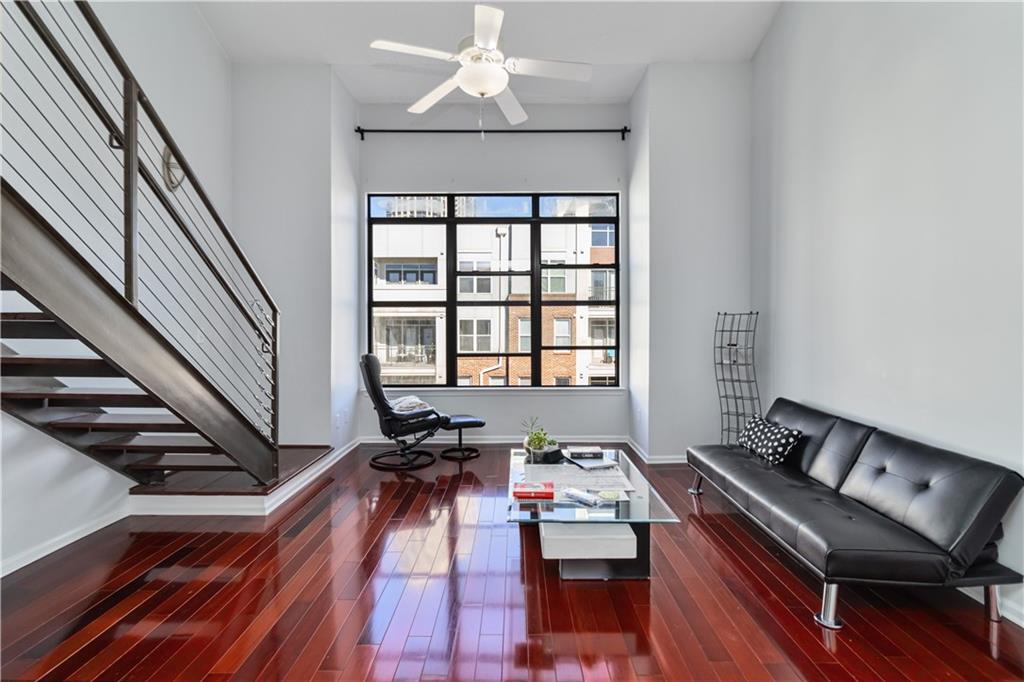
top-left (232, 65), bottom-right (335, 444)
top-left (93, 2), bottom-right (233, 222)
top-left (1, 416), bottom-right (132, 575)
top-left (628, 63), bottom-right (753, 460)
top-left (356, 103), bottom-right (633, 441)
top-left (331, 74), bottom-right (362, 449)
top-left (752, 2), bottom-right (1023, 621)
top-left (627, 72), bottom-right (652, 454)
top-left (2, 3), bottom-right (233, 574)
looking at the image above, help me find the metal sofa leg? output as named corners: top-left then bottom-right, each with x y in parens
top-left (814, 583), bottom-right (843, 630)
top-left (985, 585), bottom-right (1001, 622)
top-left (688, 472), bottom-right (704, 496)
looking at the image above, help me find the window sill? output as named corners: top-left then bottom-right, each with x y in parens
top-left (359, 386), bottom-right (627, 398)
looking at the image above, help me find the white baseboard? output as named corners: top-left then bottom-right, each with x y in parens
top-left (128, 439), bottom-right (358, 517)
top-left (959, 585), bottom-right (1024, 628)
top-left (1, 506), bottom-right (128, 577)
top-left (359, 434), bottom-right (631, 445)
top-left (626, 436), bottom-right (688, 464)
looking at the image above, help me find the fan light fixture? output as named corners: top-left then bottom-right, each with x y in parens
top-left (370, 4), bottom-right (592, 126)
top-left (455, 63), bottom-right (509, 98)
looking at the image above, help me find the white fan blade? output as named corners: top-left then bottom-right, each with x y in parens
top-left (505, 57), bottom-right (592, 82)
top-left (494, 86), bottom-right (527, 126)
top-left (474, 5), bottom-right (504, 50)
top-left (370, 40), bottom-right (455, 62)
top-left (408, 78), bottom-right (459, 114)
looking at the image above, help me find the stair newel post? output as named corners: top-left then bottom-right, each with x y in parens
top-left (271, 308), bottom-right (280, 476)
top-left (122, 78), bottom-right (140, 305)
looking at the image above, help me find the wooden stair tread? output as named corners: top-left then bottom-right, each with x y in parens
top-left (49, 413), bottom-right (190, 431)
top-left (124, 454), bottom-right (241, 472)
top-left (2, 385), bottom-right (158, 407)
top-left (1, 354), bottom-right (119, 377)
top-left (91, 434), bottom-right (216, 453)
top-left (1, 313), bottom-right (73, 338)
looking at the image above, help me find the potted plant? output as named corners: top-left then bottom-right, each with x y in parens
top-left (522, 417), bottom-right (561, 463)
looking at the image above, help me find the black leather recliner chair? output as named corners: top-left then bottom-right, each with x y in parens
top-left (360, 354), bottom-right (486, 471)
top-left (360, 354), bottom-right (447, 471)
top-left (687, 398), bottom-right (1024, 630)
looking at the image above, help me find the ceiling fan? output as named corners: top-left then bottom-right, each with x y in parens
top-left (370, 4), bottom-right (592, 125)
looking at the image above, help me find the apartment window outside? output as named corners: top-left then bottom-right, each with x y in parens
top-left (518, 319), bottom-right (531, 352)
top-left (368, 193), bottom-right (619, 387)
top-left (553, 318), bottom-right (572, 347)
top-left (591, 223), bottom-right (615, 247)
top-left (382, 262), bottom-right (437, 285)
top-left (459, 319), bottom-right (491, 352)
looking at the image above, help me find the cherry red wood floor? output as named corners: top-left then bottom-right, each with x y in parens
top-left (2, 443), bottom-right (1022, 681)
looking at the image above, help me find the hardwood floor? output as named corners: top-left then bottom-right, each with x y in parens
top-left (2, 442), bottom-right (1022, 681)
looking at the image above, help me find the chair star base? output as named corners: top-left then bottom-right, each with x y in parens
top-left (369, 448), bottom-right (436, 472)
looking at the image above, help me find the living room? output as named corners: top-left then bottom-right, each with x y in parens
top-left (0, 1), bottom-right (1021, 680)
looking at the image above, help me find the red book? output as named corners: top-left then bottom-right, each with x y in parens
top-left (513, 482), bottom-right (554, 500)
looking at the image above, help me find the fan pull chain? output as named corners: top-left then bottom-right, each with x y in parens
top-left (479, 99), bottom-right (485, 142)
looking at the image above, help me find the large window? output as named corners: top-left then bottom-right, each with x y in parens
top-left (368, 194), bottom-right (619, 387)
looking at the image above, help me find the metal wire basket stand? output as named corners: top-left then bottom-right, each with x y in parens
top-left (714, 312), bottom-right (762, 445)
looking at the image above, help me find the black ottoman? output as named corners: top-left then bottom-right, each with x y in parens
top-left (440, 414), bottom-right (486, 462)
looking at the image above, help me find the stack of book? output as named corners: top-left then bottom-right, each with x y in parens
top-left (512, 482), bottom-right (554, 500)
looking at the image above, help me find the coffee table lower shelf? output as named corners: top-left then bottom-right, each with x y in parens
top-left (539, 522), bottom-right (652, 580)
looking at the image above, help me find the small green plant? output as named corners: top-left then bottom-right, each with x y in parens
top-left (521, 416), bottom-right (558, 450)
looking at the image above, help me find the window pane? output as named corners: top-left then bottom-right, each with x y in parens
top-left (373, 224), bottom-right (446, 301)
top-left (457, 306), bottom-right (528, 354)
top-left (457, 224), bottom-right (530, 271)
top-left (541, 350), bottom-right (616, 386)
top-left (541, 269), bottom-right (617, 302)
top-left (456, 274), bottom-right (530, 302)
top-left (370, 195), bottom-right (447, 218)
top-left (455, 195), bottom-right (531, 218)
top-left (541, 224), bottom-right (616, 265)
top-left (539, 195), bottom-right (616, 218)
top-left (541, 306), bottom-right (617, 347)
top-left (371, 307), bottom-right (445, 384)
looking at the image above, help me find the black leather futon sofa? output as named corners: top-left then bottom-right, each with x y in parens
top-left (687, 398), bottom-right (1023, 629)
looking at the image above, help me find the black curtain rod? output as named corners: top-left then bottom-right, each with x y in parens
top-left (354, 126), bottom-right (630, 141)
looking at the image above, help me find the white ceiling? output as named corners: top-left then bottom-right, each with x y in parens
top-left (198, 2), bottom-right (779, 105)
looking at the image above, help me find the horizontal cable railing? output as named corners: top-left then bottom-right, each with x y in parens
top-left (1, 0), bottom-right (279, 445)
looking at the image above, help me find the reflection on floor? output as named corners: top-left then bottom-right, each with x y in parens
top-left (2, 443), bottom-right (1022, 681)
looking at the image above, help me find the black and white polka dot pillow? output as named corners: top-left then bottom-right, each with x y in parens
top-left (738, 417), bottom-right (802, 464)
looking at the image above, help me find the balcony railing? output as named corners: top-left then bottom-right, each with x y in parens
top-left (0, 1), bottom-right (279, 444)
top-left (375, 344), bottom-right (437, 366)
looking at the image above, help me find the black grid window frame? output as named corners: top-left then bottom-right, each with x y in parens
top-left (367, 193), bottom-right (620, 388)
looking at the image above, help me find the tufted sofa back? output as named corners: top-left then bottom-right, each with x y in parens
top-left (765, 399), bottom-right (874, 489)
top-left (839, 430), bottom-right (1024, 574)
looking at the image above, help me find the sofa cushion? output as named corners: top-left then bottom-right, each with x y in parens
top-left (687, 444), bottom-right (952, 583)
top-left (764, 399), bottom-right (874, 489)
top-left (839, 431), bottom-right (1024, 575)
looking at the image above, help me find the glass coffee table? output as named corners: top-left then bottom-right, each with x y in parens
top-left (507, 448), bottom-right (679, 579)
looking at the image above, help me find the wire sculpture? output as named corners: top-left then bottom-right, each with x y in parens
top-left (714, 312), bottom-right (762, 445)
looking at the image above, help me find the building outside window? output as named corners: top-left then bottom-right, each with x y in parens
top-left (382, 262), bottom-right (436, 284)
top-left (554, 318), bottom-right (571, 347)
top-left (459, 319), bottom-right (491, 352)
top-left (368, 194), bottom-right (619, 387)
top-left (518, 319), bottom-right (531, 352)
top-left (591, 223), bottom-right (615, 247)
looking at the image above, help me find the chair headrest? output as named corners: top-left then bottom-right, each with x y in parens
top-left (360, 354), bottom-right (391, 414)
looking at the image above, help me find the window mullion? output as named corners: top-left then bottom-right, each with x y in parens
top-left (445, 196), bottom-right (457, 386)
top-left (530, 195), bottom-right (541, 386)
